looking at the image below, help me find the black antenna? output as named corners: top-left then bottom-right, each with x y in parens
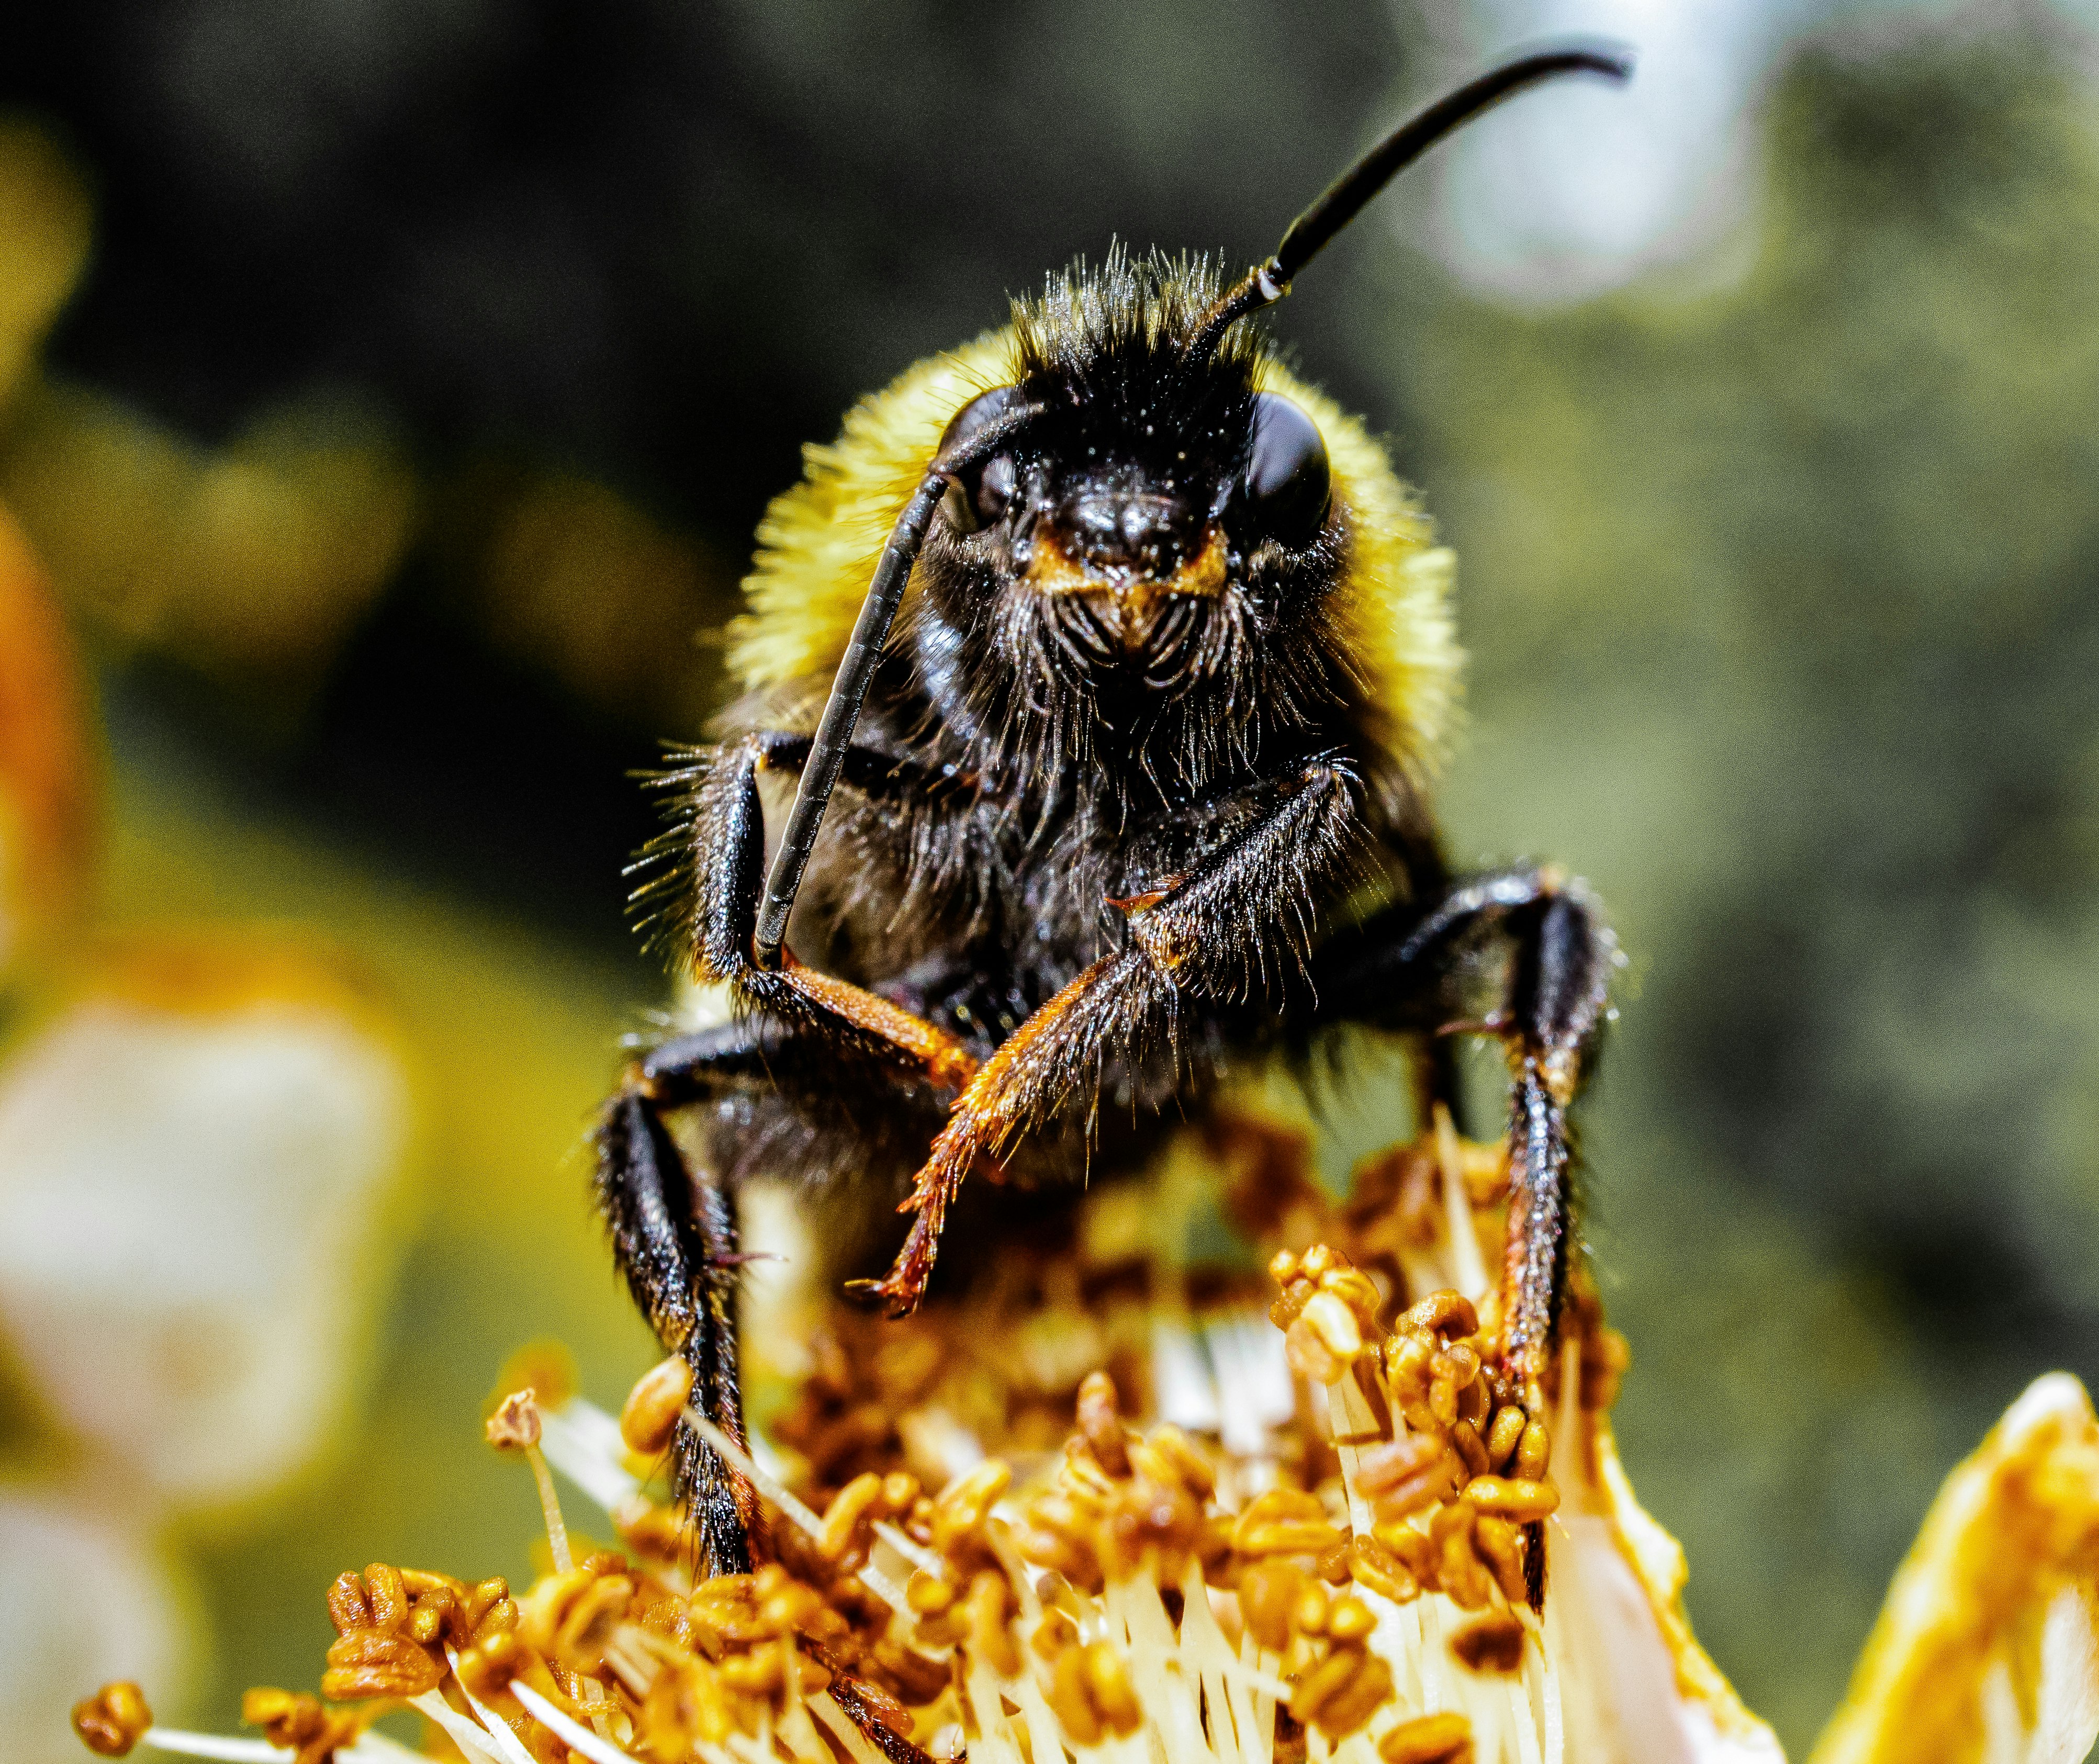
top-left (1189, 43), bottom-right (1633, 361)
top-left (751, 406), bottom-right (1040, 970)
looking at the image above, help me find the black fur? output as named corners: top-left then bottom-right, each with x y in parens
top-left (901, 253), bottom-right (1376, 814)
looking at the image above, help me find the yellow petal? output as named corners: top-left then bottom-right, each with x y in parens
top-left (1810, 1373), bottom-right (2099, 1764)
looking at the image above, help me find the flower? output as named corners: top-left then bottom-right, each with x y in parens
top-left (63, 1117), bottom-right (2099, 1764)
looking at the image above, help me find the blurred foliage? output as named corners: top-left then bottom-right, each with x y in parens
top-left (434, 463), bottom-right (733, 732)
top-left (0, 117), bottom-right (89, 408)
top-left (1406, 26), bottom-right (2099, 1744)
top-left (0, 5), bottom-right (2094, 1760)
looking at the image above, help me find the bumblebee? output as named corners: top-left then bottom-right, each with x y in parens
top-left (597, 48), bottom-right (1630, 1579)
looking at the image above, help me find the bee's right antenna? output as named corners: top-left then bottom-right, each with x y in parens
top-left (1189, 42), bottom-right (1633, 363)
top-left (750, 403), bottom-right (1042, 971)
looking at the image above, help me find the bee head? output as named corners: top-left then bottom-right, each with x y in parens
top-left (917, 255), bottom-right (1348, 731)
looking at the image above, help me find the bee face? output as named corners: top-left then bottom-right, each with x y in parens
top-left (929, 359), bottom-right (1338, 698)
top-left (734, 250), bottom-right (1456, 796)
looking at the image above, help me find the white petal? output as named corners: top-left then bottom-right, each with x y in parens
top-left (0, 984), bottom-right (409, 1502)
top-left (0, 1488), bottom-right (192, 1764)
top-left (2029, 1587), bottom-right (2099, 1764)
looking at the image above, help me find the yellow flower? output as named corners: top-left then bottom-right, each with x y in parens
top-left (61, 1119), bottom-right (2099, 1764)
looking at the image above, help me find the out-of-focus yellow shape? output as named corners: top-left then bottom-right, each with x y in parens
top-left (489, 1337), bottom-right (579, 1414)
top-left (0, 933), bottom-right (413, 1507)
top-left (0, 386), bottom-right (417, 688)
top-left (475, 469), bottom-right (725, 727)
top-left (0, 500), bottom-right (95, 983)
top-left (0, 117), bottom-right (91, 410)
top-left (1811, 1373), bottom-right (2099, 1764)
top-left (0, 1487), bottom-right (193, 1764)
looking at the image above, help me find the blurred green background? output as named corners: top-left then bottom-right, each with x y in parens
top-left (2, 2), bottom-right (2097, 1756)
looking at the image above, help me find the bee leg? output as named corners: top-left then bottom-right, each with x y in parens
top-left (597, 1012), bottom-right (957, 1559)
top-left (858, 754), bottom-right (1368, 1316)
top-left (1312, 868), bottom-right (1617, 1401)
top-left (848, 953), bottom-right (1132, 1314)
top-left (673, 731), bottom-right (981, 1091)
top-left (594, 1020), bottom-right (782, 1576)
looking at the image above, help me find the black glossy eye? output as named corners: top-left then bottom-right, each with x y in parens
top-left (1238, 392), bottom-right (1331, 546)
top-left (939, 385), bottom-right (1027, 534)
top-left (942, 454), bottom-right (1016, 535)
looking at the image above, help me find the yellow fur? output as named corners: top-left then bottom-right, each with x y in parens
top-left (726, 331), bottom-right (1462, 783)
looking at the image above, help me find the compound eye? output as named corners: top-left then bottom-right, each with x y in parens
top-left (939, 385), bottom-right (1027, 534)
top-left (1239, 392), bottom-right (1331, 546)
top-left (942, 453), bottom-right (1017, 535)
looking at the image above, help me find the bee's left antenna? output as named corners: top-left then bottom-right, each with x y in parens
top-left (751, 406), bottom-right (1042, 970)
top-left (1189, 42), bottom-right (1633, 362)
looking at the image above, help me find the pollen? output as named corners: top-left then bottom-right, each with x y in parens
top-left (72, 1110), bottom-right (2099, 1764)
top-left (70, 1683), bottom-right (151, 1758)
top-left (71, 1118), bottom-right (1807, 1764)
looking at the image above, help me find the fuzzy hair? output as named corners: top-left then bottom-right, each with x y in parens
top-left (724, 251), bottom-right (1464, 794)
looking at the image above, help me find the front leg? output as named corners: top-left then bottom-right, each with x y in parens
top-left (605, 730), bottom-right (980, 1566)
top-left (853, 752), bottom-right (1370, 1314)
top-left (600, 1004), bottom-right (979, 1567)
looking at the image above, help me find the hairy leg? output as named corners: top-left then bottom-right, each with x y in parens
top-left (855, 752), bottom-right (1371, 1314)
top-left (595, 1024), bottom-right (759, 1577)
top-left (1311, 866), bottom-right (1618, 1398)
top-left (649, 731), bottom-right (982, 1086)
top-left (594, 1016), bottom-right (948, 1569)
